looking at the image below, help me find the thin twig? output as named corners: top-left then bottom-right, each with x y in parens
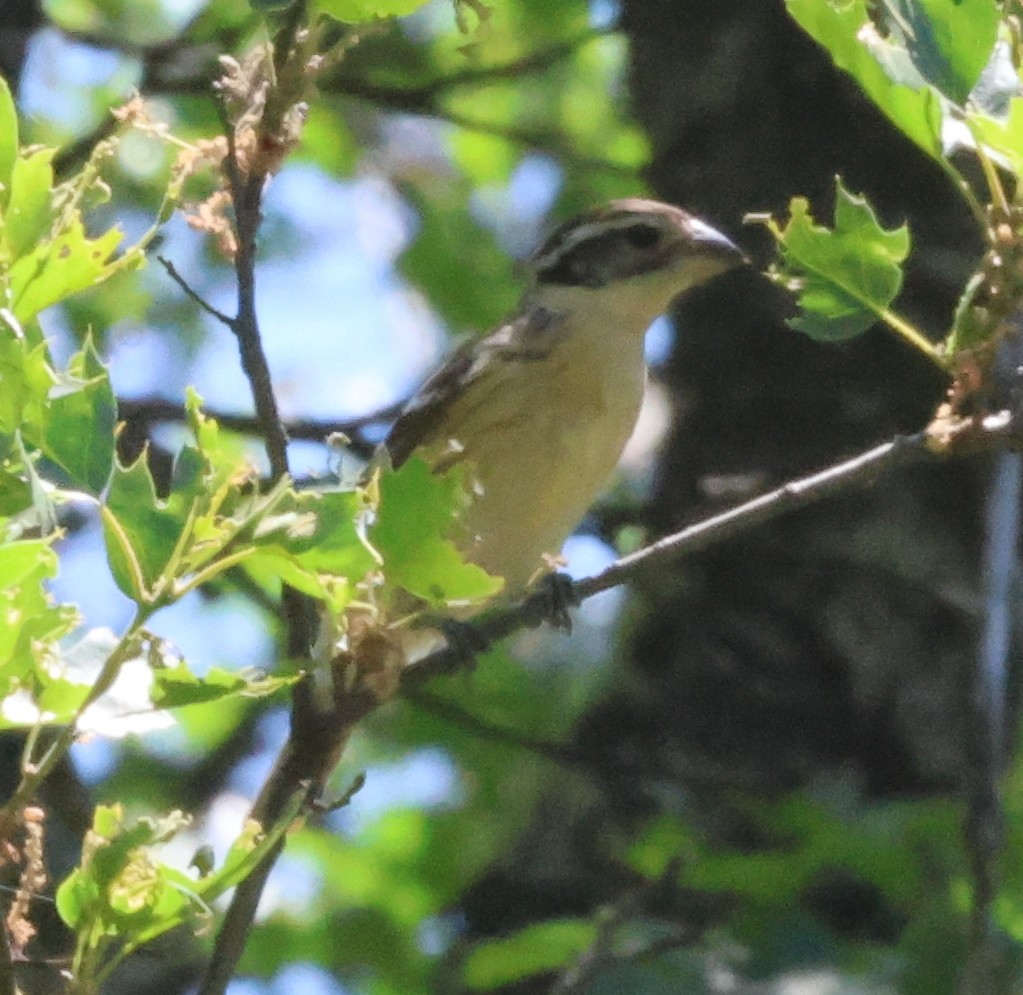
top-left (404, 431), bottom-right (937, 683)
top-left (405, 687), bottom-right (585, 769)
top-left (405, 688), bottom-right (772, 791)
top-left (156, 30), bottom-right (607, 103)
top-left (197, 20), bottom-right (314, 993)
top-left (219, 141), bottom-right (291, 482)
top-left (549, 890), bottom-right (645, 995)
top-left (156, 256), bottom-right (235, 326)
top-left (548, 862), bottom-right (687, 995)
top-left (327, 77), bottom-right (639, 176)
top-left (116, 395), bottom-right (402, 456)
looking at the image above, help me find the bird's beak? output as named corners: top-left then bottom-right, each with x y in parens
top-left (688, 217), bottom-right (747, 267)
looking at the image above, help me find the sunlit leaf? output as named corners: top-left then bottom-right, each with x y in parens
top-left (243, 487), bottom-right (376, 609)
top-left (761, 179), bottom-right (910, 342)
top-left (4, 149), bottom-right (57, 260)
top-left (370, 458), bottom-right (504, 607)
top-left (315, 0), bottom-right (432, 22)
top-left (56, 805), bottom-right (194, 937)
top-left (10, 219), bottom-right (126, 323)
top-left (0, 330), bottom-right (53, 435)
top-left (151, 661), bottom-right (296, 709)
top-left (0, 538), bottom-right (78, 698)
top-left (103, 454), bottom-right (185, 598)
top-left (266, 488), bottom-right (375, 576)
top-left (0, 76), bottom-right (16, 211)
top-left (970, 97), bottom-right (1023, 177)
top-left (40, 336), bottom-right (116, 494)
top-left (884, 0), bottom-right (1000, 105)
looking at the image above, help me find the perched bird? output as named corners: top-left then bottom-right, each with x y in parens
top-left (260, 200), bottom-right (745, 819)
top-left (380, 198), bottom-right (744, 608)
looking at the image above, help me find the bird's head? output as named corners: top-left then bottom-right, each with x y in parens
top-left (527, 198), bottom-right (745, 328)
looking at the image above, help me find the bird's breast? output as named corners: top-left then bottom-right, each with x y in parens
top-left (452, 330), bottom-right (647, 593)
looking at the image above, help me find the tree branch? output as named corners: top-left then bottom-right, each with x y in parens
top-left (198, 14), bottom-right (322, 992)
top-left (116, 395), bottom-right (402, 459)
top-left (548, 863), bottom-right (695, 995)
top-left (404, 430), bottom-right (942, 684)
top-left (323, 78), bottom-right (639, 177)
top-left (963, 317), bottom-right (1023, 978)
top-left (156, 256), bottom-right (235, 326)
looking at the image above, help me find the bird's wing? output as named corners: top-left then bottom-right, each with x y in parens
top-left (382, 305), bottom-right (565, 469)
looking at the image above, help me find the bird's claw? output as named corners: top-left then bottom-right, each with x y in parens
top-left (433, 617), bottom-right (491, 669)
top-left (527, 572), bottom-right (580, 633)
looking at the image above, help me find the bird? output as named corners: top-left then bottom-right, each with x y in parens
top-left (258, 200), bottom-right (746, 819)
top-left (378, 198), bottom-right (745, 620)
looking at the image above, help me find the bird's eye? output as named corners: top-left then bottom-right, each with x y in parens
top-left (622, 224), bottom-right (661, 249)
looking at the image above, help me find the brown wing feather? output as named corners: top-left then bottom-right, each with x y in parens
top-left (382, 306), bottom-right (565, 468)
top-left (383, 336), bottom-right (479, 468)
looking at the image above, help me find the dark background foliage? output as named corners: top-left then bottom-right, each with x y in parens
top-left (462, 3), bottom-right (995, 989)
top-left (3, 1), bottom-right (1014, 992)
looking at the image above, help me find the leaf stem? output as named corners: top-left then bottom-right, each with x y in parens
top-left (880, 307), bottom-right (949, 368)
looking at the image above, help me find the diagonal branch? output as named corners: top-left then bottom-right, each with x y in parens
top-left (403, 430), bottom-right (942, 684)
top-left (156, 256), bottom-right (234, 326)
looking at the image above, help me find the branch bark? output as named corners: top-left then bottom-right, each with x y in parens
top-left (404, 430), bottom-right (940, 684)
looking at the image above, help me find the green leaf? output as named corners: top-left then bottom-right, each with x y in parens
top-left (449, 129), bottom-right (518, 187)
top-left (944, 271), bottom-right (991, 356)
top-left (462, 919), bottom-right (597, 990)
top-left (56, 805), bottom-right (194, 936)
top-left (786, 0), bottom-right (944, 161)
top-left (970, 97), bottom-right (1023, 177)
top-left (399, 185), bottom-right (519, 333)
top-left (243, 487), bottom-right (378, 610)
top-left (194, 815), bottom-right (292, 900)
top-left (103, 454), bottom-right (185, 598)
top-left (9, 218), bottom-right (125, 323)
top-left (0, 538), bottom-right (79, 698)
top-left (39, 336), bottom-right (116, 493)
top-left (370, 458), bottom-right (504, 607)
top-left (314, 0), bottom-right (431, 22)
top-left (763, 179), bottom-right (909, 342)
top-left (5, 149), bottom-right (57, 261)
top-left (276, 489), bottom-right (376, 573)
top-left (0, 328), bottom-right (54, 435)
top-left (0, 76), bottom-right (17, 210)
top-left (180, 388), bottom-right (248, 491)
top-left (885, 0), bottom-right (1000, 105)
top-left (0, 464), bottom-right (32, 521)
top-left (151, 662), bottom-right (296, 709)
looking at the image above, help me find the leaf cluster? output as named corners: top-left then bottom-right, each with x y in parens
top-left (0, 34), bottom-right (506, 986)
top-left (760, 0), bottom-right (1023, 409)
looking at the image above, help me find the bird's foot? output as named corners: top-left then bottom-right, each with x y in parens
top-left (525, 571), bottom-right (581, 633)
top-left (429, 616), bottom-right (491, 670)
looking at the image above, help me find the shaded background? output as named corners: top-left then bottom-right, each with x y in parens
top-left (2, 0), bottom-right (1012, 992)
